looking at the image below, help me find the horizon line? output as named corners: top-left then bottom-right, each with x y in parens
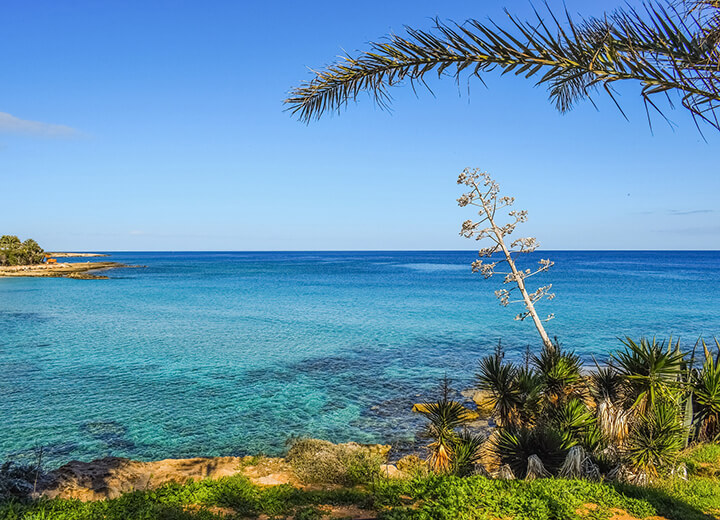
top-left (50, 249), bottom-right (720, 253)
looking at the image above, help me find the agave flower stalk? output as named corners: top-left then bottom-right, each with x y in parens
top-left (457, 168), bottom-right (554, 349)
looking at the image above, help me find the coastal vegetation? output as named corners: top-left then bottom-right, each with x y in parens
top-left (415, 336), bottom-right (720, 485)
top-left (286, 0), bottom-right (720, 132)
top-left (2, 444), bottom-right (720, 519)
top-left (2, 336), bottom-right (719, 518)
top-left (0, 236), bottom-right (45, 266)
top-left (0, 239), bottom-right (129, 279)
top-left (286, 439), bottom-right (387, 486)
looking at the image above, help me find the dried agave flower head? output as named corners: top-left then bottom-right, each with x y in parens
top-left (457, 168), bottom-right (555, 348)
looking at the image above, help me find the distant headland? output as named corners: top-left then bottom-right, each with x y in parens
top-left (0, 235), bottom-right (130, 279)
top-left (47, 252), bottom-right (109, 258)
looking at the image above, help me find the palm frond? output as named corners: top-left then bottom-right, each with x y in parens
top-left (550, 398), bottom-right (597, 447)
top-left (492, 425), bottom-right (569, 477)
top-left (590, 365), bottom-right (626, 403)
top-left (418, 399), bottom-right (475, 432)
top-left (418, 379), bottom-right (475, 473)
top-left (286, 2), bottom-right (720, 130)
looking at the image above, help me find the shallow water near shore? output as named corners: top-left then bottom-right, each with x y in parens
top-left (2, 250), bottom-right (719, 467)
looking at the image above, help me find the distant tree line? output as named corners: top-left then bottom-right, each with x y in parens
top-left (0, 236), bottom-right (45, 266)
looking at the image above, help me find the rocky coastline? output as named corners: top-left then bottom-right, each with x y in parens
top-left (36, 443), bottom-right (394, 502)
top-left (0, 261), bottom-right (135, 279)
top-left (27, 392), bottom-right (494, 502)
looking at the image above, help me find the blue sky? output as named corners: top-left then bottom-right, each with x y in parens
top-left (0, 0), bottom-right (717, 251)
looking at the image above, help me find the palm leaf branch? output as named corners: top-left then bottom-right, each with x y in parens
top-left (285, 2), bottom-right (720, 130)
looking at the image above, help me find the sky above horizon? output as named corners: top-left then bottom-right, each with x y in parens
top-left (1, 0), bottom-right (718, 251)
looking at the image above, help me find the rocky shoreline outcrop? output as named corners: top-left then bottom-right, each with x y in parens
top-left (20, 391), bottom-right (492, 502)
top-left (40, 456), bottom-right (251, 501)
top-left (35, 442), bottom-right (398, 501)
top-left (0, 261), bottom-right (135, 279)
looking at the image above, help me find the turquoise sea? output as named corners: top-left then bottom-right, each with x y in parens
top-left (2, 251), bottom-right (719, 466)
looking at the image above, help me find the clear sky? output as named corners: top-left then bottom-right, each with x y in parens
top-left (0, 0), bottom-right (717, 251)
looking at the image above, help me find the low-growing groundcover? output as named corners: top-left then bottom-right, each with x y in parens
top-left (374, 476), bottom-right (720, 520)
top-left (0, 476), bottom-right (370, 520)
top-left (2, 472), bottom-right (720, 520)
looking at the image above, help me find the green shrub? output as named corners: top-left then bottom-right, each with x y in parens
top-left (0, 235), bottom-right (45, 266)
top-left (2, 470), bottom-right (719, 520)
top-left (614, 476), bottom-right (720, 520)
top-left (693, 340), bottom-right (720, 442)
top-left (294, 505), bottom-right (326, 520)
top-left (685, 443), bottom-right (720, 465)
top-left (286, 439), bottom-right (385, 485)
top-left (395, 455), bottom-right (430, 479)
top-left (682, 443), bottom-right (720, 476)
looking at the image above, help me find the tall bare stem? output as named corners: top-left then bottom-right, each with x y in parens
top-left (457, 168), bottom-right (554, 349)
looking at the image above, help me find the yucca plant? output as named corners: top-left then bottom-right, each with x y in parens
top-left (476, 352), bottom-right (521, 426)
top-left (591, 365), bottom-right (631, 447)
top-left (581, 422), bottom-right (605, 454)
top-left (418, 379), bottom-right (476, 473)
top-left (286, 1), bottom-right (720, 132)
top-left (492, 425), bottom-right (569, 478)
top-left (533, 339), bottom-right (584, 407)
top-left (679, 339), bottom-right (699, 447)
top-left (452, 429), bottom-right (485, 477)
top-left (596, 398), bottom-right (632, 448)
top-left (514, 365), bottom-right (543, 425)
top-left (559, 445), bottom-right (601, 479)
top-left (476, 344), bottom-right (543, 427)
top-left (693, 339), bottom-right (720, 442)
top-left (614, 337), bottom-right (684, 415)
top-left (590, 365), bottom-right (626, 403)
top-left (625, 402), bottom-right (685, 480)
top-left (550, 398), bottom-right (597, 448)
top-left (525, 455), bottom-right (551, 481)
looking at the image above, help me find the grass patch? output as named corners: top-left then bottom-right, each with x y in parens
top-left (682, 443), bottom-right (720, 478)
top-left (0, 474), bottom-right (371, 520)
top-left (373, 476), bottom-right (656, 520)
top-left (615, 476), bottom-right (720, 519)
top-left (684, 444), bottom-right (720, 465)
top-left (1, 470), bottom-right (719, 519)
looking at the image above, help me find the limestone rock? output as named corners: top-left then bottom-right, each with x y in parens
top-left (412, 402), bottom-right (480, 420)
top-left (41, 456), bottom-right (245, 501)
top-left (379, 464), bottom-right (405, 479)
top-left (254, 472), bottom-right (293, 486)
top-left (470, 390), bottom-right (495, 418)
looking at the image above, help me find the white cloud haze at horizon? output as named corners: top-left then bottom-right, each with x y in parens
top-left (0, 112), bottom-right (77, 138)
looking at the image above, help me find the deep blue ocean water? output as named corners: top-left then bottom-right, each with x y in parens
top-left (2, 251), bottom-right (719, 466)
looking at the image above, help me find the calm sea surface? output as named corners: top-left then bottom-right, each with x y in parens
top-left (2, 251), bottom-right (719, 466)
